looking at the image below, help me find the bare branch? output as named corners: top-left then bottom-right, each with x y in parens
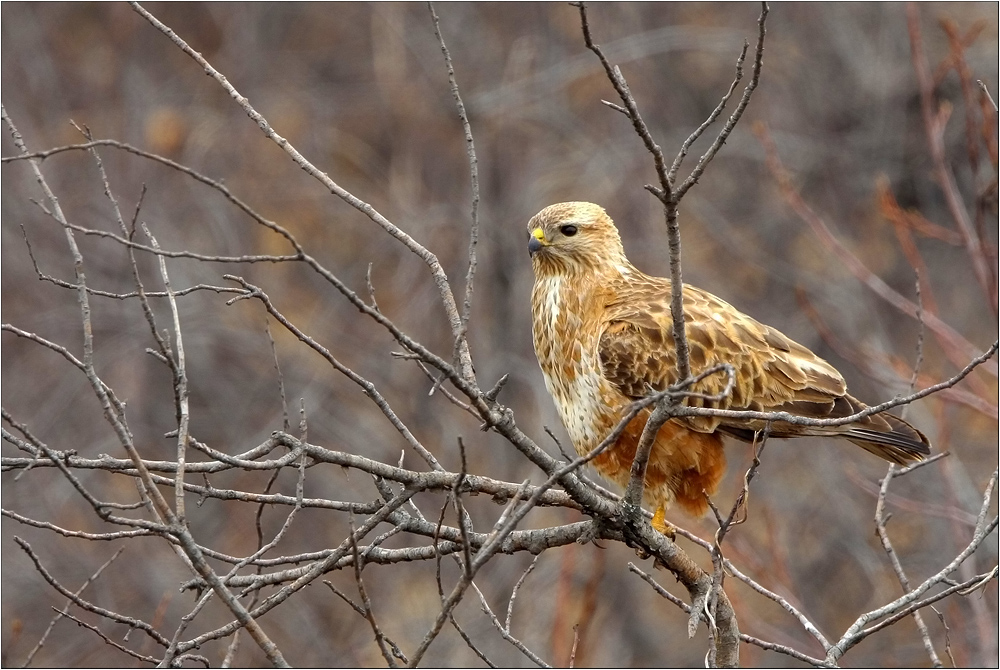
top-left (128, 1), bottom-right (478, 387)
top-left (142, 223), bottom-right (191, 523)
top-left (674, 3), bottom-right (768, 201)
top-left (470, 556), bottom-right (550, 667)
top-left (15, 537), bottom-right (172, 649)
top-left (428, 2), bottom-right (481, 368)
top-left (667, 40), bottom-right (748, 184)
top-left (23, 547), bottom-right (126, 667)
top-left (874, 463), bottom-right (942, 666)
top-left (59, 610), bottom-right (166, 666)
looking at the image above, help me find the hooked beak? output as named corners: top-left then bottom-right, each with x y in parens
top-left (528, 227), bottom-right (547, 256)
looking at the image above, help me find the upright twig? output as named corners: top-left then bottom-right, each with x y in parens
top-left (427, 2), bottom-right (481, 374)
top-left (705, 428), bottom-right (770, 667)
top-left (874, 464), bottom-right (942, 667)
top-left (348, 516), bottom-right (399, 668)
top-left (572, 2), bottom-right (690, 381)
top-left (673, 3), bottom-right (768, 201)
top-left (667, 41), bottom-right (749, 184)
top-left (264, 317), bottom-right (290, 433)
top-left (143, 223), bottom-right (191, 524)
top-left (469, 557), bottom-right (549, 667)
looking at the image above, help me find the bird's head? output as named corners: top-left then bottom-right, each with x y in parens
top-left (526, 202), bottom-right (628, 276)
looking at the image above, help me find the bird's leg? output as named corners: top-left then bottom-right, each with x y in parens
top-left (651, 504), bottom-right (677, 540)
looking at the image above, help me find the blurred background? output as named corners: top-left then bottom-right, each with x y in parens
top-left (2, 3), bottom-right (997, 667)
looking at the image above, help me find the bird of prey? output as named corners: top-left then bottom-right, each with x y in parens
top-left (527, 202), bottom-right (930, 531)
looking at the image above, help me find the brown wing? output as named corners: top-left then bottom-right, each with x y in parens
top-left (599, 279), bottom-right (930, 463)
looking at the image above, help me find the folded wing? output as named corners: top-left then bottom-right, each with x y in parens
top-left (598, 281), bottom-right (930, 464)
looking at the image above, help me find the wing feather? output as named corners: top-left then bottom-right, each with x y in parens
top-left (600, 281), bottom-right (844, 411)
top-left (599, 279), bottom-right (929, 462)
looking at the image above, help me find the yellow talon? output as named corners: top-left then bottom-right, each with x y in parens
top-left (651, 504), bottom-right (677, 540)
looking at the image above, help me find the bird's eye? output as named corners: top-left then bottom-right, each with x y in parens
top-left (560, 224), bottom-right (578, 237)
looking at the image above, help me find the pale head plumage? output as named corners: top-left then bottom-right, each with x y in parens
top-left (527, 202), bottom-right (629, 277)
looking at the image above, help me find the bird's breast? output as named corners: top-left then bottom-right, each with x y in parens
top-left (531, 275), bottom-right (620, 451)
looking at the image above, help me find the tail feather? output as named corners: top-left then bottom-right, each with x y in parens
top-left (842, 395), bottom-right (930, 465)
top-left (846, 429), bottom-right (930, 464)
top-left (717, 393), bottom-right (932, 465)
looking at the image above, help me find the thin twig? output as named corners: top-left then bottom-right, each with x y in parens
top-left (349, 517), bottom-right (400, 667)
top-left (59, 610), bottom-right (166, 666)
top-left (667, 41), bottom-right (749, 184)
top-left (23, 547), bottom-right (126, 667)
top-left (324, 581), bottom-right (409, 664)
top-left (128, 0), bottom-right (478, 386)
top-left (674, 3), bottom-right (768, 201)
top-left (470, 556), bottom-right (550, 668)
top-left (874, 462), bottom-right (942, 666)
top-left (142, 223), bottom-right (190, 524)
top-left (705, 427), bottom-right (770, 666)
top-left (427, 1), bottom-right (481, 375)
